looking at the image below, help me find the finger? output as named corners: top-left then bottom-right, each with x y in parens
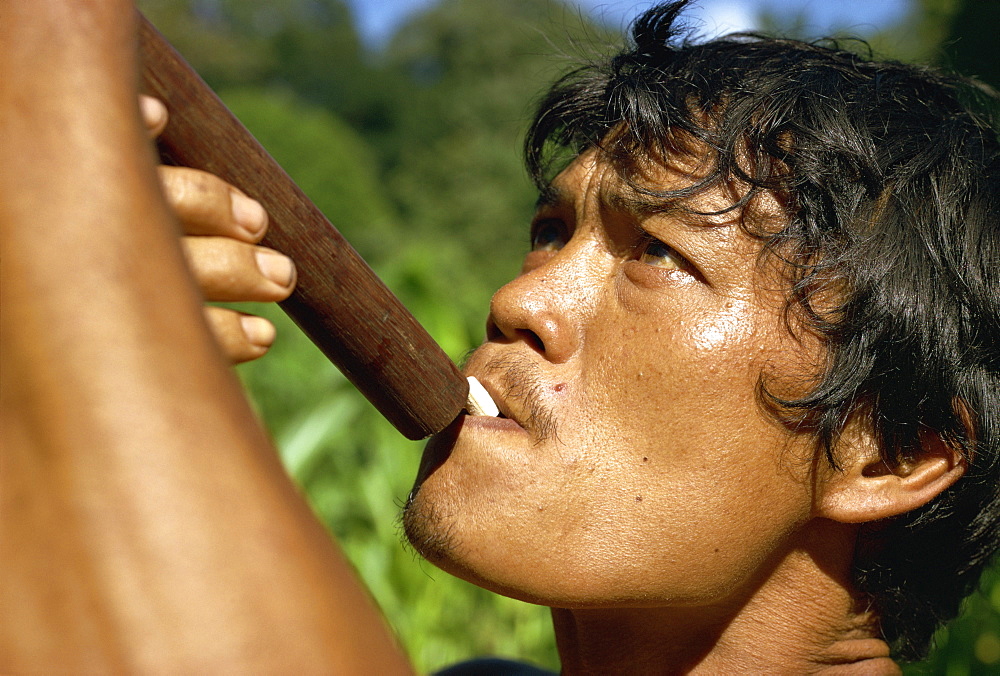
top-left (159, 165), bottom-right (268, 241)
top-left (182, 238), bottom-right (296, 303)
top-left (139, 95), bottom-right (168, 138)
top-left (204, 306), bottom-right (276, 364)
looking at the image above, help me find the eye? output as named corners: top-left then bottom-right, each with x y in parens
top-left (639, 238), bottom-right (687, 271)
top-left (530, 219), bottom-right (568, 252)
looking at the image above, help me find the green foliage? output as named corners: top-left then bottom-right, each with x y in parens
top-left (140, 1), bottom-right (367, 104)
top-left (381, 0), bottom-right (619, 295)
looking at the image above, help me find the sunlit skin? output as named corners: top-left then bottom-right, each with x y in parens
top-left (404, 148), bottom-right (905, 672)
top-left (407, 146), bottom-right (822, 598)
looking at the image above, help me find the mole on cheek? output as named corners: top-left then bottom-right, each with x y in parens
top-left (554, 383), bottom-right (566, 392)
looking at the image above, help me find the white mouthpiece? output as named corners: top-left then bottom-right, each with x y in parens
top-left (466, 376), bottom-right (500, 417)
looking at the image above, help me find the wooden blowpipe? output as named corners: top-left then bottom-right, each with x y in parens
top-left (137, 14), bottom-right (469, 440)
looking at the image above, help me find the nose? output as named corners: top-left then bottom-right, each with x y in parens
top-left (485, 248), bottom-right (594, 364)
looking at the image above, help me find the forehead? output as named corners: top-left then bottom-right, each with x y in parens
top-left (547, 147), bottom-right (787, 252)
top-left (543, 143), bottom-right (783, 227)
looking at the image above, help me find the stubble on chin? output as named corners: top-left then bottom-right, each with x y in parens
top-left (401, 487), bottom-right (463, 566)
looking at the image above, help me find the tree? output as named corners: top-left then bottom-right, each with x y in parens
top-left (138, 0), bottom-right (386, 129)
top-left (380, 0), bottom-right (619, 298)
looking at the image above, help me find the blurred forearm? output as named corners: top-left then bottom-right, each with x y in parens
top-left (0, 1), bottom-right (410, 672)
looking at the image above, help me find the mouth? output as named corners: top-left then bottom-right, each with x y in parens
top-left (462, 352), bottom-right (558, 441)
top-left (464, 376), bottom-right (501, 418)
top-left (463, 405), bottom-right (510, 420)
top-left (465, 375), bottom-right (520, 424)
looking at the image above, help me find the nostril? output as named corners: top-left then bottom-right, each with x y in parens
top-left (485, 319), bottom-right (544, 354)
top-left (486, 318), bottom-right (503, 342)
top-left (516, 329), bottom-right (545, 354)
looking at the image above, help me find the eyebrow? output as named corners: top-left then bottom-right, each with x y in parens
top-left (605, 191), bottom-right (679, 219)
top-left (535, 183), bottom-right (675, 216)
top-left (613, 187), bottom-right (749, 235)
top-left (535, 181), bottom-right (738, 233)
top-left (534, 184), bottom-right (566, 210)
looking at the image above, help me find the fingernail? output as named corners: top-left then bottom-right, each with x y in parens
top-left (231, 191), bottom-right (268, 235)
top-left (255, 249), bottom-right (295, 288)
top-left (139, 96), bottom-right (167, 128)
top-left (240, 315), bottom-right (276, 348)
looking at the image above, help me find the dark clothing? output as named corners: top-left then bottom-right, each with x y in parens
top-left (435, 657), bottom-right (557, 675)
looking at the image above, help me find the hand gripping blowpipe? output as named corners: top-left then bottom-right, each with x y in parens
top-left (137, 13), bottom-right (496, 439)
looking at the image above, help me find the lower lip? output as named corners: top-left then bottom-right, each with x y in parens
top-left (463, 414), bottom-right (528, 435)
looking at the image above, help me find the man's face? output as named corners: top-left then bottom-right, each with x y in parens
top-left (405, 148), bottom-right (826, 609)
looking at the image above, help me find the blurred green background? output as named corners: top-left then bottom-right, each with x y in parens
top-left (137, 1), bottom-right (1000, 673)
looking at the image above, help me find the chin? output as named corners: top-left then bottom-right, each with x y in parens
top-left (401, 483), bottom-right (459, 567)
top-left (401, 483), bottom-right (546, 605)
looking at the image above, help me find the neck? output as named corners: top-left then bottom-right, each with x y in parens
top-left (550, 521), bottom-right (900, 675)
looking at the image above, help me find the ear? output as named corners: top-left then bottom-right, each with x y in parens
top-left (816, 428), bottom-right (967, 524)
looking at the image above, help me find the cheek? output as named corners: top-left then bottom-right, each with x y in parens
top-left (532, 304), bottom-right (817, 598)
top-left (580, 302), bottom-right (764, 452)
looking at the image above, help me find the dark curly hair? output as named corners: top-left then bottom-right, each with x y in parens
top-left (524, 0), bottom-right (1000, 661)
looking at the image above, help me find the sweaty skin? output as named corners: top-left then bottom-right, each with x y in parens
top-left (405, 150), bottom-right (904, 673)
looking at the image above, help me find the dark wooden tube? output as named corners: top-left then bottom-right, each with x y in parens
top-left (137, 14), bottom-right (468, 440)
